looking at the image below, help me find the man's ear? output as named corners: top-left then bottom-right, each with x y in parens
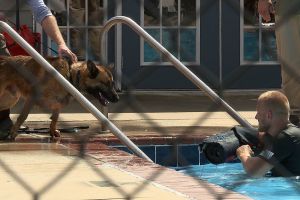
top-left (267, 110), bottom-right (273, 119)
top-left (87, 60), bottom-right (99, 79)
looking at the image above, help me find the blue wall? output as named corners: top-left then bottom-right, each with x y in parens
top-left (221, 0), bottom-right (281, 89)
top-left (117, 0), bottom-right (281, 90)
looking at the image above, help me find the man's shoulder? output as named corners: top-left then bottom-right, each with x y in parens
top-left (282, 124), bottom-right (300, 136)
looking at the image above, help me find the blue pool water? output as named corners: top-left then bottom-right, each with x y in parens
top-left (115, 144), bottom-right (300, 199)
top-left (178, 163), bottom-right (300, 200)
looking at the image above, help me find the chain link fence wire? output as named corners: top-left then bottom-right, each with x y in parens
top-left (1, 0), bottom-right (300, 199)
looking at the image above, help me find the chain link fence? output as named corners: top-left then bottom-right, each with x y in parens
top-left (1, 0), bottom-right (300, 199)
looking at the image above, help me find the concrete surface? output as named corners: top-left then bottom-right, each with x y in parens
top-left (1, 90), bottom-right (263, 199)
top-left (11, 90), bottom-right (261, 131)
top-left (0, 143), bottom-right (189, 200)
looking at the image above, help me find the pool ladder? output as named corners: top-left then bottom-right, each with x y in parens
top-left (99, 16), bottom-right (254, 130)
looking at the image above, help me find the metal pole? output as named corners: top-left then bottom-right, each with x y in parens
top-left (100, 16), bottom-right (254, 130)
top-left (100, 106), bottom-right (109, 132)
top-left (0, 21), bottom-right (152, 162)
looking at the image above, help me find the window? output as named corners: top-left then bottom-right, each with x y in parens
top-left (48, 0), bottom-right (106, 61)
top-left (241, 0), bottom-right (277, 64)
top-left (141, 0), bottom-right (200, 65)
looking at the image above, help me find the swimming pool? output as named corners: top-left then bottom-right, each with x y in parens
top-left (114, 144), bottom-right (300, 199)
top-left (178, 163), bottom-right (300, 200)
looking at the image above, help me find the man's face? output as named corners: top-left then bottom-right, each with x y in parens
top-left (255, 102), bottom-right (271, 132)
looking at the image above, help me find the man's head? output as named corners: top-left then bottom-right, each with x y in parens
top-left (255, 91), bottom-right (290, 133)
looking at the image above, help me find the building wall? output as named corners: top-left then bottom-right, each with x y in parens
top-left (120, 0), bottom-right (281, 90)
top-left (0, 0), bottom-right (281, 91)
top-left (122, 0), bottom-right (218, 90)
top-left (221, 0), bottom-right (280, 90)
top-left (0, 0), bottom-right (34, 29)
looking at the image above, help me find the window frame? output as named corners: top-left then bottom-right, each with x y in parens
top-left (240, 0), bottom-right (278, 65)
top-left (140, 0), bottom-right (200, 66)
top-left (46, 0), bottom-right (108, 61)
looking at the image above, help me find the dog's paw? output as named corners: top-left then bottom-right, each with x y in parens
top-left (50, 129), bottom-right (61, 138)
top-left (8, 132), bottom-right (17, 141)
top-left (9, 126), bottom-right (19, 141)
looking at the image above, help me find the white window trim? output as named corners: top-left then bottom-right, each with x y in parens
top-left (46, 0), bottom-right (108, 61)
top-left (240, 0), bottom-right (278, 65)
top-left (140, 0), bottom-right (200, 66)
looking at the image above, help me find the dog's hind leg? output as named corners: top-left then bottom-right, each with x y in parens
top-left (50, 109), bottom-right (61, 138)
top-left (10, 98), bottom-right (34, 140)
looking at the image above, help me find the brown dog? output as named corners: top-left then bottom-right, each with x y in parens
top-left (0, 55), bottom-right (119, 139)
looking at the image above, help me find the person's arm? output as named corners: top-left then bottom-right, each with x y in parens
top-left (258, 0), bottom-right (275, 22)
top-left (26, 0), bottom-right (77, 62)
top-left (40, 15), bottom-right (77, 62)
top-left (236, 145), bottom-right (273, 177)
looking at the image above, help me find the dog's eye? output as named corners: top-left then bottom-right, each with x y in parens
top-left (103, 81), bottom-right (114, 88)
top-left (97, 82), bottom-right (110, 91)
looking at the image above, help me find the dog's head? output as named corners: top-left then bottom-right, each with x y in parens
top-left (75, 60), bottom-right (119, 106)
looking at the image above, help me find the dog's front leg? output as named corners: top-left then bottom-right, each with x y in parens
top-left (10, 98), bottom-right (34, 140)
top-left (50, 109), bottom-right (61, 138)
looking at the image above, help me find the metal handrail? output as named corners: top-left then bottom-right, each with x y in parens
top-left (0, 21), bottom-right (152, 162)
top-left (100, 16), bottom-right (254, 130)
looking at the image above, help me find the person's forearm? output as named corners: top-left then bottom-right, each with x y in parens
top-left (39, 11), bottom-right (77, 62)
top-left (240, 155), bottom-right (272, 177)
top-left (41, 15), bottom-right (66, 47)
top-left (237, 145), bottom-right (267, 177)
top-left (239, 154), bottom-right (254, 175)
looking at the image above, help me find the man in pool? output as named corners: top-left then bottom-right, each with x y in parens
top-left (236, 91), bottom-right (300, 177)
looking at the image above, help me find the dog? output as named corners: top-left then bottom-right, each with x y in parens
top-left (0, 55), bottom-right (119, 139)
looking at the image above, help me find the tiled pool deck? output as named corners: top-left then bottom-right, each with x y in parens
top-left (1, 91), bottom-right (261, 199)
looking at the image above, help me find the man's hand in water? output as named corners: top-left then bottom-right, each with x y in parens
top-left (237, 145), bottom-right (254, 160)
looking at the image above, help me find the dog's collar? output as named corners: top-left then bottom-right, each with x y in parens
top-left (75, 70), bottom-right (81, 88)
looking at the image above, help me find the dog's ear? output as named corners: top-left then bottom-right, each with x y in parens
top-left (87, 60), bottom-right (99, 79)
top-left (107, 63), bottom-right (115, 72)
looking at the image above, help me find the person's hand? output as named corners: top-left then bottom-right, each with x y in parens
top-left (236, 145), bottom-right (254, 160)
top-left (258, 0), bottom-right (275, 22)
top-left (57, 43), bottom-right (78, 63)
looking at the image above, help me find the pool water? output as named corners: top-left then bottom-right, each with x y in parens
top-left (178, 163), bottom-right (300, 200)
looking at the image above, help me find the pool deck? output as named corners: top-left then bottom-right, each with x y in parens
top-left (1, 90), bottom-right (261, 199)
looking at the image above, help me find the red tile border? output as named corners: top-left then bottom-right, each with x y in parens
top-left (61, 141), bottom-right (251, 200)
top-left (6, 133), bottom-right (251, 200)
